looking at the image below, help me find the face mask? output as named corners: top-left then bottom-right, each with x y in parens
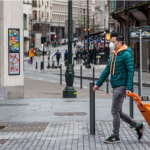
top-left (109, 42), bottom-right (115, 51)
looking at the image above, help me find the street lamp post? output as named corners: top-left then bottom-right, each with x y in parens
top-left (84, 8), bottom-right (85, 52)
top-left (85, 0), bottom-right (91, 69)
top-left (63, 0), bottom-right (76, 98)
top-left (93, 13), bottom-right (94, 48)
top-left (83, 5), bottom-right (86, 66)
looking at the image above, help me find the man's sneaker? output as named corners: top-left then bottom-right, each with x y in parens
top-left (103, 135), bottom-right (120, 143)
top-left (135, 123), bottom-right (145, 140)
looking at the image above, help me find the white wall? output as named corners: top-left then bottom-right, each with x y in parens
top-left (0, 1), bottom-right (24, 87)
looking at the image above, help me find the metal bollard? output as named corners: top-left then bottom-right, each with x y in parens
top-left (80, 66), bottom-right (82, 89)
top-left (60, 64), bottom-right (62, 85)
top-left (89, 82), bottom-right (95, 135)
top-left (36, 62), bottom-right (38, 70)
top-left (138, 68), bottom-right (141, 96)
top-left (93, 67), bottom-right (95, 83)
top-left (41, 62), bottom-right (43, 70)
top-left (130, 85), bottom-right (134, 128)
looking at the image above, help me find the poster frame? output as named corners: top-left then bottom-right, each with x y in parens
top-left (8, 52), bottom-right (20, 76)
top-left (8, 28), bottom-right (20, 52)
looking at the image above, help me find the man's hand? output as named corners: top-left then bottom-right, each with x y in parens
top-left (126, 90), bottom-right (131, 96)
top-left (93, 85), bottom-right (99, 91)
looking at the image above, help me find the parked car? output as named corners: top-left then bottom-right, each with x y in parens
top-left (73, 37), bottom-right (79, 42)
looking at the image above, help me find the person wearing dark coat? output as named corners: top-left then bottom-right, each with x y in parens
top-left (54, 50), bottom-right (61, 67)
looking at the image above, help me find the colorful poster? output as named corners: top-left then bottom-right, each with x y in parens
top-left (8, 29), bottom-right (20, 52)
top-left (9, 53), bottom-right (20, 75)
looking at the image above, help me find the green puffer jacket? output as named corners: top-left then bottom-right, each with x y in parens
top-left (96, 45), bottom-right (134, 91)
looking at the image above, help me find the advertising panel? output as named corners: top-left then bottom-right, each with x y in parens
top-left (8, 29), bottom-right (20, 52)
top-left (9, 53), bottom-right (20, 75)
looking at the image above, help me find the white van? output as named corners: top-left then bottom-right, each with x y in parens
top-left (73, 37), bottom-right (79, 42)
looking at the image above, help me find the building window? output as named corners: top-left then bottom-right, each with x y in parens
top-left (39, 11), bottom-right (41, 20)
top-left (33, 24), bottom-right (40, 32)
top-left (33, 11), bottom-right (37, 20)
top-left (47, 1), bottom-right (49, 6)
top-left (42, 0), bottom-right (43, 6)
top-left (47, 13), bottom-right (49, 19)
top-left (42, 12), bottom-right (44, 18)
top-left (32, 0), bottom-right (37, 7)
top-left (111, 0), bottom-right (115, 12)
top-left (23, 14), bottom-right (27, 29)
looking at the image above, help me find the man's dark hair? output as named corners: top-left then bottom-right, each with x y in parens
top-left (111, 32), bottom-right (124, 44)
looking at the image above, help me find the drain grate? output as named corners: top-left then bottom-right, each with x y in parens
top-left (0, 104), bottom-right (28, 106)
top-left (0, 140), bottom-right (7, 144)
top-left (0, 123), bottom-right (7, 129)
top-left (0, 122), bottom-right (48, 132)
top-left (54, 112), bottom-right (87, 116)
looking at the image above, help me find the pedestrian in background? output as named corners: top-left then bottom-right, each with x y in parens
top-left (93, 48), bottom-right (97, 65)
top-left (28, 48), bottom-right (34, 64)
top-left (54, 41), bottom-right (56, 48)
top-left (93, 32), bottom-right (145, 144)
top-left (75, 49), bottom-right (79, 64)
top-left (90, 49), bottom-right (94, 64)
top-left (54, 50), bottom-right (61, 68)
top-left (74, 42), bottom-right (76, 48)
top-left (64, 50), bottom-right (68, 64)
top-left (79, 49), bottom-right (83, 64)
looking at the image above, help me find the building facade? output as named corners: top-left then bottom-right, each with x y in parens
top-left (23, 0), bottom-right (93, 50)
top-left (51, 0), bottom-right (92, 41)
top-left (23, 0), bottom-right (32, 53)
top-left (110, 1), bottom-right (150, 72)
top-left (94, 0), bottom-right (109, 33)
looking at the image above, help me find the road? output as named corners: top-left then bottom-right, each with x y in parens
top-left (24, 44), bottom-right (150, 97)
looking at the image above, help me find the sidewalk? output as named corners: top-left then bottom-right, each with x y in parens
top-left (0, 78), bottom-right (149, 149)
top-left (0, 78), bottom-right (149, 150)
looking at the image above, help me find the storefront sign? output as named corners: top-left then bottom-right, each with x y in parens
top-left (130, 26), bottom-right (150, 41)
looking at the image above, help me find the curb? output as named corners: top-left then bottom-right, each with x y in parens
top-left (56, 73), bottom-right (150, 87)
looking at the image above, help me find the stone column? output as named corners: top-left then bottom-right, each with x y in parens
top-left (0, 1), bottom-right (24, 99)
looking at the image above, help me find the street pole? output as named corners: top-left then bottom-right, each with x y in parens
top-left (93, 14), bottom-right (94, 48)
top-left (85, 0), bottom-right (91, 69)
top-left (83, 7), bottom-right (86, 66)
top-left (128, 1), bottom-right (133, 121)
top-left (84, 8), bottom-right (85, 52)
top-left (63, 0), bottom-right (76, 98)
top-left (43, 44), bottom-right (44, 70)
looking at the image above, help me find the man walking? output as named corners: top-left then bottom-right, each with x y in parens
top-left (54, 50), bottom-right (61, 68)
top-left (93, 32), bottom-right (145, 143)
